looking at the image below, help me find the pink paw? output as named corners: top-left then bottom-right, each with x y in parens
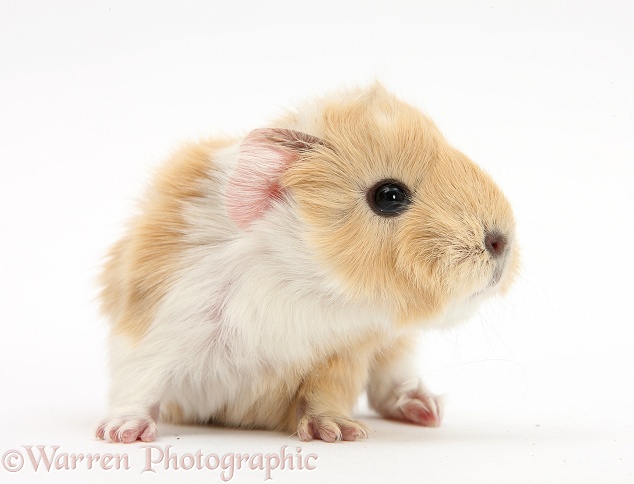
top-left (96, 415), bottom-right (158, 443)
top-left (297, 414), bottom-right (369, 443)
top-left (389, 391), bottom-right (444, 427)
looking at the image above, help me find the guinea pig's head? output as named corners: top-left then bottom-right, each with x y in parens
top-left (226, 84), bottom-right (519, 326)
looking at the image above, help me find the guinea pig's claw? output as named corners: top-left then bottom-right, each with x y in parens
top-left (297, 414), bottom-right (369, 443)
top-left (96, 415), bottom-right (158, 443)
top-left (391, 391), bottom-right (445, 427)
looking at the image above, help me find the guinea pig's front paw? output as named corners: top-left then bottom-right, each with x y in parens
top-left (96, 414), bottom-right (158, 443)
top-left (296, 413), bottom-right (369, 443)
top-left (383, 390), bottom-right (445, 428)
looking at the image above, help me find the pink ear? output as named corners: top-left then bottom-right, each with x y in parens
top-left (226, 129), bottom-right (321, 229)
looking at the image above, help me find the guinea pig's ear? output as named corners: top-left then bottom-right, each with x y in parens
top-left (226, 128), bottom-right (322, 229)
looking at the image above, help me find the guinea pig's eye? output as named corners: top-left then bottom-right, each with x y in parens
top-left (367, 180), bottom-right (411, 216)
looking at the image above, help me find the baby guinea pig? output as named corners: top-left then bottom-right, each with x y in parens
top-left (96, 83), bottom-right (519, 444)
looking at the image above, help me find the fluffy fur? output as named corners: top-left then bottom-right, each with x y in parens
top-left (96, 84), bottom-right (519, 443)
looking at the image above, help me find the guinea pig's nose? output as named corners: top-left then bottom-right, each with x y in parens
top-left (484, 231), bottom-right (507, 258)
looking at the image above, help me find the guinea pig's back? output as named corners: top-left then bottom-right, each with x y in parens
top-left (99, 138), bottom-right (238, 340)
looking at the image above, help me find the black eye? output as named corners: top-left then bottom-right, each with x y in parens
top-left (367, 180), bottom-right (411, 216)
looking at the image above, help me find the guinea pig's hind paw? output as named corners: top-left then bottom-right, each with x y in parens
top-left (96, 415), bottom-right (158, 443)
top-left (390, 391), bottom-right (444, 428)
top-left (296, 414), bottom-right (369, 443)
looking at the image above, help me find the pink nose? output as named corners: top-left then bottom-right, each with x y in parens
top-left (485, 232), bottom-right (507, 258)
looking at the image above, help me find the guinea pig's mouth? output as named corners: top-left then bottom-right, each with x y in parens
top-left (471, 266), bottom-right (505, 299)
top-left (488, 267), bottom-right (503, 288)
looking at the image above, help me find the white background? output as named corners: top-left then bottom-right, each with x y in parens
top-left (1, 1), bottom-right (633, 483)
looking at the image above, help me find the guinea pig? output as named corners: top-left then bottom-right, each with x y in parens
top-left (96, 83), bottom-right (519, 443)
